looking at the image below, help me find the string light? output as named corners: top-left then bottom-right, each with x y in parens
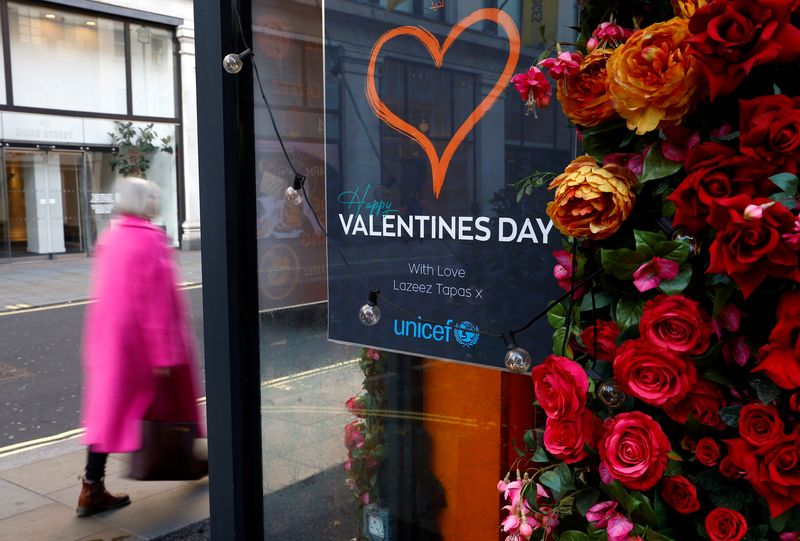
top-left (502, 332), bottom-right (532, 373)
top-left (359, 289), bottom-right (381, 326)
top-left (285, 174), bottom-right (306, 206)
top-left (222, 48), bottom-right (252, 74)
top-left (597, 380), bottom-right (625, 408)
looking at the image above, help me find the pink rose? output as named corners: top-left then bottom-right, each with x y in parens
top-left (598, 412), bottom-right (671, 490)
top-left (532, 355), bottom-right (589, 419)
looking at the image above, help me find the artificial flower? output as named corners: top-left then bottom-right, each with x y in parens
top-left (586, 21), bottom-right (634, 51)
top-left (722, 336), bottom-right (751, 367)
top-left (607, 18), bottom-right (705, 134)
top-left (708, 195), bottom-right (800, 298)
top-left (669, 142), bottom-right (777, 233)
top-left (586, 501), bottom-right (618, 528)
top-left (739, 95), bottom-right (800, 173)
top-left (613, 338), bottom-right (697, 408)
top-left (510, 66), bottom-right (552, 112)
top-left (538, 51), bottom-right (582, 80)
top-left (705, 507), bottom-right (748, 541)
top-left (345, 395), bottom-right (368, 418)
top-left (546, 155), bottom-right (637, 240)
top-left (671, 0), bottom-right (707, 18)
top-left (665, 380), bottom-right (727, 430)
top-left (632, 256), bottom-right (680, 292)
top-left (606, 512), bottom-right (635, 541)
top-left (739, 404), bottom-right (784, 448)
top-left (598, 411), bottom-right (671, 490)
top-left (580, 320), bottom-right (620, 361)
top-left (755, 291), bottom-right (800, 389)
top-left (603, 151), bottom-right (645, 176)
top-left (660, 125), bottom-right (700, 162)
top-left (531, 354), bottom-right (589, 419)
top-left (556, 50), bottom-right (616, 127)
top-left (695, 437), bottom-right (722, 466)
top-left (543, 409), bottom-right (601, 463)
top-left (688, 0), bottom-right (800, 99)
top-left (660, 475), bottom-right (701, 514)
top-left (552, 250), bottom-right (586, 299)
top-left (639, 294), bottom-right (713, 356)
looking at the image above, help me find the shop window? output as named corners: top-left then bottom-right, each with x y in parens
top-left (7, 3), bottom-right (126, 114)
top-left (130, 25), bottom-right (176, 118)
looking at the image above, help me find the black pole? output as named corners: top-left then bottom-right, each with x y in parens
top-left (194, 0), bottom-right (264, 539)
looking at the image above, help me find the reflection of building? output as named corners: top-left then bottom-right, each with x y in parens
top-left (0, 1), bottom-right (199, 260)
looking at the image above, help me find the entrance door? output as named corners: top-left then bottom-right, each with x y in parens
top-left (2, 149), bottom-right (85, 258)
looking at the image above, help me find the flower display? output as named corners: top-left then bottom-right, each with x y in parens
top-left (510, 66), bottom-right (552, 114)
top-left (606, 18), bottom-right (705, 135)
top-left (687, 0), bottom-right (800, 100)
top-left (546, 155), bottom-right (637, 240)
top-left (504, 0), bottom-right (800, 537)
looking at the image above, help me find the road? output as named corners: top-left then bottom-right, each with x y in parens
top-left (0, 287), bottom-right (206, 446)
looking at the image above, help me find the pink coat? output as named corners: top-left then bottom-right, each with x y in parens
top-left (81, 215), bottom-right (203, 453)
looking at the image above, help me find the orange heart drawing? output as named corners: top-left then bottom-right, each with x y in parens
top-left (366, 9), bottom-right (520, 199)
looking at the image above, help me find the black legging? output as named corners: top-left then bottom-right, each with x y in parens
top-left (85, 449), bottom-right (108, 482)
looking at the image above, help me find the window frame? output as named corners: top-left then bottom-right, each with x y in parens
top-left (0, 0), bottom-right (180, 123)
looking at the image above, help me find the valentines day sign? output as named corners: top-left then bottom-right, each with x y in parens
top-left (324, 1), bottom-right (575, 368)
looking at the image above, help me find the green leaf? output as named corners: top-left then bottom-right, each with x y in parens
top-left (579, 291), bottom-right (613, 312)
top-left (653, 240), bottom-right (690, 263)
top-left (771, 190), bottom-right (798, 210)
top-left (532, 445), bottom-right (549, 463)
top-left (666, 459), bottom-right (684, 476)
top-left (641, 143), bottom-right (684, 183)
top-left (711, 286), bottom-right (734, 317)
top-left (553, 327), bottom-right (573, 358)
top-left (601, 248), bottom-right (648, 279)
top-left (653, 493), bottom-right (670, 528)
top-left (556, 462), bottom-right (577, 492)
top-left (719, 405), bottom-right (742, 428)
top-left (750, 378), bottom-right (781, 404)
top-left (703, 368), bottom-right (738, 388)
top-left (547, 302), bottom-right (567, 329)
top-left (559, 531), bottom-right (590, 541)
top-left (658, 265), bottom-right (692, 295)
top-left (691, 470), bottom-right (752, 512)
top-left (634, 230), bottom-right (666, 254)
top-left (769, 173), bottom-right (799, 195)
top-left (647, 531), bottom-right (676, 541)
top-left (715, 130), bottom-right (740, 142)
top-left (775, 84), bottom-right (783, 95)
top-left (630, 492), bottom-right (660, 526)
top-left (771, 509), bottom-right (790, 532)
top-left (523, 429), bottom-right (536, 450)
top-left (576, 489), bottom-right (601, 517)
top-left (616, 297), bottom-right (644, 330)
top-left (540, 470), bottom-right (562, 498)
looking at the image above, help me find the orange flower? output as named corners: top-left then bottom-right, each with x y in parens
top-left (556, 50), bottom-right (616, 127)
top-left (671, 0), bottom-right (707, 18)
top-left (607, 18), bottom-right (705, 135)
top-left (547, 156), bottom-right (637, 240)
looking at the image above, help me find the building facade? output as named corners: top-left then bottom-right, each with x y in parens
top-left (0, 0), bottom-right (199, 260)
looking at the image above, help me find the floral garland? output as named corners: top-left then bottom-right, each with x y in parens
top-left (504, 0), bottom-right (800, 540)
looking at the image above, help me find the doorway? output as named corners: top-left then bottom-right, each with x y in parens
top-left (0, 149), bottom-right (86, 259)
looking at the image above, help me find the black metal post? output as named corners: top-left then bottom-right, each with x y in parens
top-left (194, 0), bottom-right (264, 539)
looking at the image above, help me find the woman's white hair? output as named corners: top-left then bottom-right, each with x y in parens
top-left (113, 176), bottom-right (161, 219)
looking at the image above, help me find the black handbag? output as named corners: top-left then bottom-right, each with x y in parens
top-left (129, 419), bottom-right (206, 480)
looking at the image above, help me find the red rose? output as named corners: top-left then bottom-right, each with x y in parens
top-left (669, 142), bottom-right (776, 233)
top-left (345, 396), bottom-right (368, 418)
top-left (639, 294), bottom-right (713, 355)
top-left (719, 455), bottom-right (746, 480)
top-left (739, 404), bottom-right (784, 448)
top-left (598, 411), bottom-right (671, 491)
top-left (705, 508), bottom-right (748, 541)
top-left (613, 339), bottom-right (697, 408)
top-left (708, 196), bottom-right (800, 299)
top-left (755, 291), bottom-right (800, 389)
top-left (532, 355), bottom-right (589, 419)
top-left (544, 409), bottom-right (601, 464)
top-left (688, 0), bottom-right (800, 100)
top-left (740, 95), bottom-right (800, 172)
top-left (660, 475), bottom-right (701, 514)
top-left (696, 437), bottom-right (722, 467)
top-left (581, 320), bottom-right (620, 361)
top-left (665, 380), bottom-right (727, 430)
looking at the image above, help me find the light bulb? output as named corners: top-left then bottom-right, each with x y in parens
top-left (222, 49), bottom-right (251, 75)
top-left (597, 380), bottom-right (625, 409)
top-left (285, 185), bottom-right (303, 206)
top-left (504, 347), bottom-right (532, 372)
top-left (359, 289), bottom-right (381, 326)
top-left (359, 303), bottom-right (381, 326)
top-left (222, 53), bottom-right (244, 74)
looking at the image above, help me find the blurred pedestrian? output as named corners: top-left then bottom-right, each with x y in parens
top-left (77, 177), bottom-right (205, 517)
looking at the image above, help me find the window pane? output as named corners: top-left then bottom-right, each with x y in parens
top-left (130, 25), bottom-right (176, 118)
top-left (8, 3), bottom-right (126, 113)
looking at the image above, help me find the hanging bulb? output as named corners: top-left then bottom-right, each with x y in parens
top-left (222, 48), bottom-right (252, 74)
top-left (502, 332), bottom-right (532, 373)
top-left (359, 289), bottom-right (381, 326)
top-left (285, 174), bottom-right (306, 206)
top-left (597, 380), bottom-right (626, 408)
top-left (671, 228), bottom-right (701, 256)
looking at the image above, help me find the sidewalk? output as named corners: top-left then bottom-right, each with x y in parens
top-left (0, 250), bottom-right (210, 541)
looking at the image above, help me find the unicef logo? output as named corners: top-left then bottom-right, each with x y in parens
top-left (453, 321), bottom-right (480, 348)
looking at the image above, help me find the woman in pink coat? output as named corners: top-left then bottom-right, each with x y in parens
top-left (77, 176), bottom-right (204, 517)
